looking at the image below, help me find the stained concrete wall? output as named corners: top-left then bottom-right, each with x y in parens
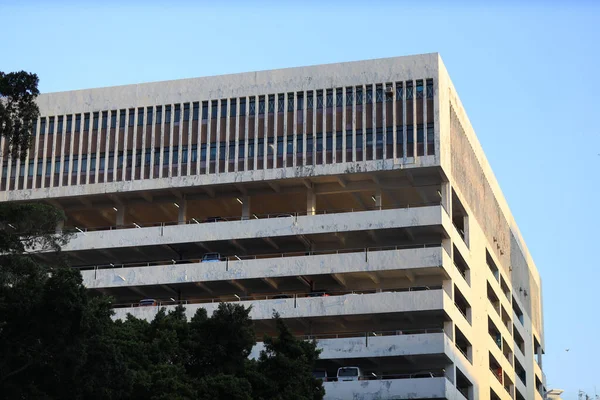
top-left (59, 206), bottom-right (445, 252)
top-left (111, 289), bottom-right (448, 322)
top-left (322, 377), bottom-right (452, 400)
top-left (249, 332), bottom-right (449, 360)
top-left (82, 247), bottom-right (447, 289)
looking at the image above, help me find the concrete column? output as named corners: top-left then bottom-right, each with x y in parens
top-left (374, 188), bottom-right (382, 209)
top-left (241, 196), bottom-right (251, 220)
top-left (443, 320), bottom-right (454, 341)
top-left (116, 206), bottom-right (125, 227)
top-left (307, 190), bottom-right (316, 216)
top-left (178, 200), bottom-right (188, 225)
top-left (440, 182), bottom-right (452, 215)
top-left (55, 219), bottom-right (64, 234)
top-left (445, 364), bottom-right (455, 384)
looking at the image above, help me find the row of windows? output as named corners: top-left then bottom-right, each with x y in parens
top-left (35, 80), bottom-right (434, 135)
top-left (4, 124), bottom-right (433, 178)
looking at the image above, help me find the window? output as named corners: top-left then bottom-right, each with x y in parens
top-left (346, 88), bottom-right (353, 106)
top-left (183, 103), bottom-right (190, 121)
top-left (57, 116), bottom-right (63, 133)
top-left (268, 95), bottom-right (275, 113)
top-left (365, 85), bottom-right (373, 104)
top-left (220, 100), bottom-right (227, 117)
top-left (101, 111), bottom-right (108, 129)
top-left (147, 107), bottom-right (153, 125)
top-left (84, 114), bottom-right (90, 131)
top-left (39, 117), bottom-right (46, 135)
top-left (45, 160), bottom-right (51, 176)
top-left (406, 125), bottom-right (414, 144)
top-left (336, 88), bottom-right (343, 107)
top-left (426, 79), bottom-right (434, 98)
top-left (307, 92), bottom-right (313, 109)
top-left (286, 93), bottom-right (294, 112)
top-left (297, 93), bottom-right (303, 110)
top-left (128, 109), bottom-right (134, 127)
top-left (416, 80), bottom-right (424, 99)
top-left (202, 102), bottom-right (208, 120)
top-left (120, 110), bottom-right (126, 128)
top-left (356, 87), bottom-right (363, 105)
top-left (165, 105), bottom-right (172, 123)
top-left (239, 98), bottom-right (246, 115)
top-left (192, 102), bottom-right (199, 121)
top-left (513, 296), bottom-right (524, 325)
top-left (406, 81), bottom-right (414, 100)
top-left (191, 144), bottom-right (198, 162)
top-left (326, 89), bottom-right (333, 108)
top-left (110, 111), bottom-right (117, 128)
top-left (316, 91), bottom-right (323, 108)
top-left (277, 94), bottom-right (284, 112)
top-left (137, 108), bottom-right (144, 126)
top-left (156, 106), bottom-right (162, 124)
top-left (93, 112), bottom-right (99, 130)
top-left (49, 117), bottom-right (55, 133)
top-left (396, 82), bottom-right (403, 100)
top-left (230, 99), bottom-right (236, 117)
top-left (174, 104), bottom-right (180, 122)
top-left (427, 123), bottom-right (434, 143)
top-left (211, 101), bottom-right (218, 118)
top-left (66, 116), bottom-right (72, 133)
top-left (417, 125), bottom-right (424, 143)
top-left (375, 85), bottom-right (383, 103)
top-left (259, 96), bottom-right (265, 115)
top-left (249, 98), bottom-right (255, 116)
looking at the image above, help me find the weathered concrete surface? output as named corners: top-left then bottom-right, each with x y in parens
top-left (322, 377), bottom-right (451, 400)
top-left (82, 247), bottom-right (447, 289)
top-left (60, 206), bottom-right (444, 252)
top-left (250, 332), bottom-right (449, 360)
top-left (111, 290), bottom-right (448, 322)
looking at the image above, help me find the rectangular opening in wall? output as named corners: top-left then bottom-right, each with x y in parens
top-left (486, 249), bottom-right (500, 281)
top-left (488, 317), bottom-right (502, 350)
top-left (455, 325), bottom-right (472, 363)
top-left (456, 367), bottom-right (473, 400)
top-left (487, 282), bottom-right (501, 315)
top-left (516, 388), bottom-right (526, 400)
top-left (535, 375), bottom-right (543, 396)
top-left (503, 372), bottom-right (514, 398)
top-left (512, 296), bottom-right (524, 325)
top-left (451, 190), bottom-right (468, 245)
top-left (490, 388), bottom-right (501, 400)
top-left (500, 276), bottom-right (511, 300)
top-left (515, 357), bottom-right (526, 385)
top-left (513, 324), bottom-right (525, 355)
top-left (501, 306), bottom-right (512, 334)
top-left (534, 336), bottom-right (543, 366)
top-left (489, 352), bottom-right (502, 385)
top-left (453, 245), bottom-right (470, 285)
top-left (454, 285), bottom-right (471, 324)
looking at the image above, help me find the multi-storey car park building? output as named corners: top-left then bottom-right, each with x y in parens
top-left (2, 53), bottom-right (544, 400)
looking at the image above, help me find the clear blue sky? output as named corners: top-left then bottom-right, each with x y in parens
top-left (2, 0), bottom-right (599, 397)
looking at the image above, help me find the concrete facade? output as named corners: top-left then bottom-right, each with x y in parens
top-left (5, 53), bottom-right (544, 400)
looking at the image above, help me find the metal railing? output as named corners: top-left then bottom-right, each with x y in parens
top-left (65, 202), bottom-right (441, 234)
top-left (112, 285), bottom-right (443, 309)
top-left (77, 242), bottom-right (442, 272)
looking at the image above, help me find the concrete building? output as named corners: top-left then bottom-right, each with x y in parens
top-left (3, 53), bottom-right (545, 400)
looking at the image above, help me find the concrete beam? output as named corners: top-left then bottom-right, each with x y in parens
top-left (229, 280), bottom-right (247, 294)
top-left (263, 277), bottom-right (279, 290)
top-left (230, 239), bottom-right (246, 253)
top-left (332, 273), bottom-right (347, 288)
top-left (194, 281), bottom-right (214, 294)
top-left (336, 176), bottom-right (347, 188)
top-left (262, 237), bottom-right (279, 250)
top-left (267, 182), bottom-right (280, 193)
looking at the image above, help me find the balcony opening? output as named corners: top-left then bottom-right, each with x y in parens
top-left (456, 368), bottom-right (473, 400)
top-left (534, 336), bottom-right (543, 366)
top-left (501, 306), bottom-right (512, 334)
top-left (535, 375), bottom-right (543, 396)
top-left (451, 191), bottom-right (468, 245)
top-left (454, 285), bottom-right (471, 324)
top-left (490, 388), bottom-right (502, 400)
top-left (486, 249), bottom-right (500, 281)
top-left (455, 325), bottom-right (472, 363)
top-left (502, 337), bottom-right (513, 366)
top-left (500, 276), bottom-right (511, 300)
top-left (489, 352), bottom-right (503, 385)
top-left (453, 245), bottom-right (470, 285)
top-left (512, 296), bottom-right (524, 325)
top-left (515, 358), bottom-right (526, 385)
top-left (488, 317), bottom-right (502, 350)
top-left (513, 325), bottom-right (525, 355)
top-left (487, 282), bottom-right (501, 315)
top-left (503, 372), bottom-right (514, 399)
top-left (515, 388), bottom-right (526, 400)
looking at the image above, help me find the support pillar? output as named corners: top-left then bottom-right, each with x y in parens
top-left (307, 190), bottom-right (316, 216)
top-left (116, 206), bottom-right (125, 227)
top-left (441, 182), bottom-right (452, 215)
top-left (55, 219), bottom-right (64, 234)
top-left (374, 188), bottom-right (382, 209)
top-left (178, 199), bottom-right (188, 225)
top-left (241, 196), bottom-right (251, 220)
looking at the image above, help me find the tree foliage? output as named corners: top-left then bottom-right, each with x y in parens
top-left (0, 69), bottom-right (324, 399)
